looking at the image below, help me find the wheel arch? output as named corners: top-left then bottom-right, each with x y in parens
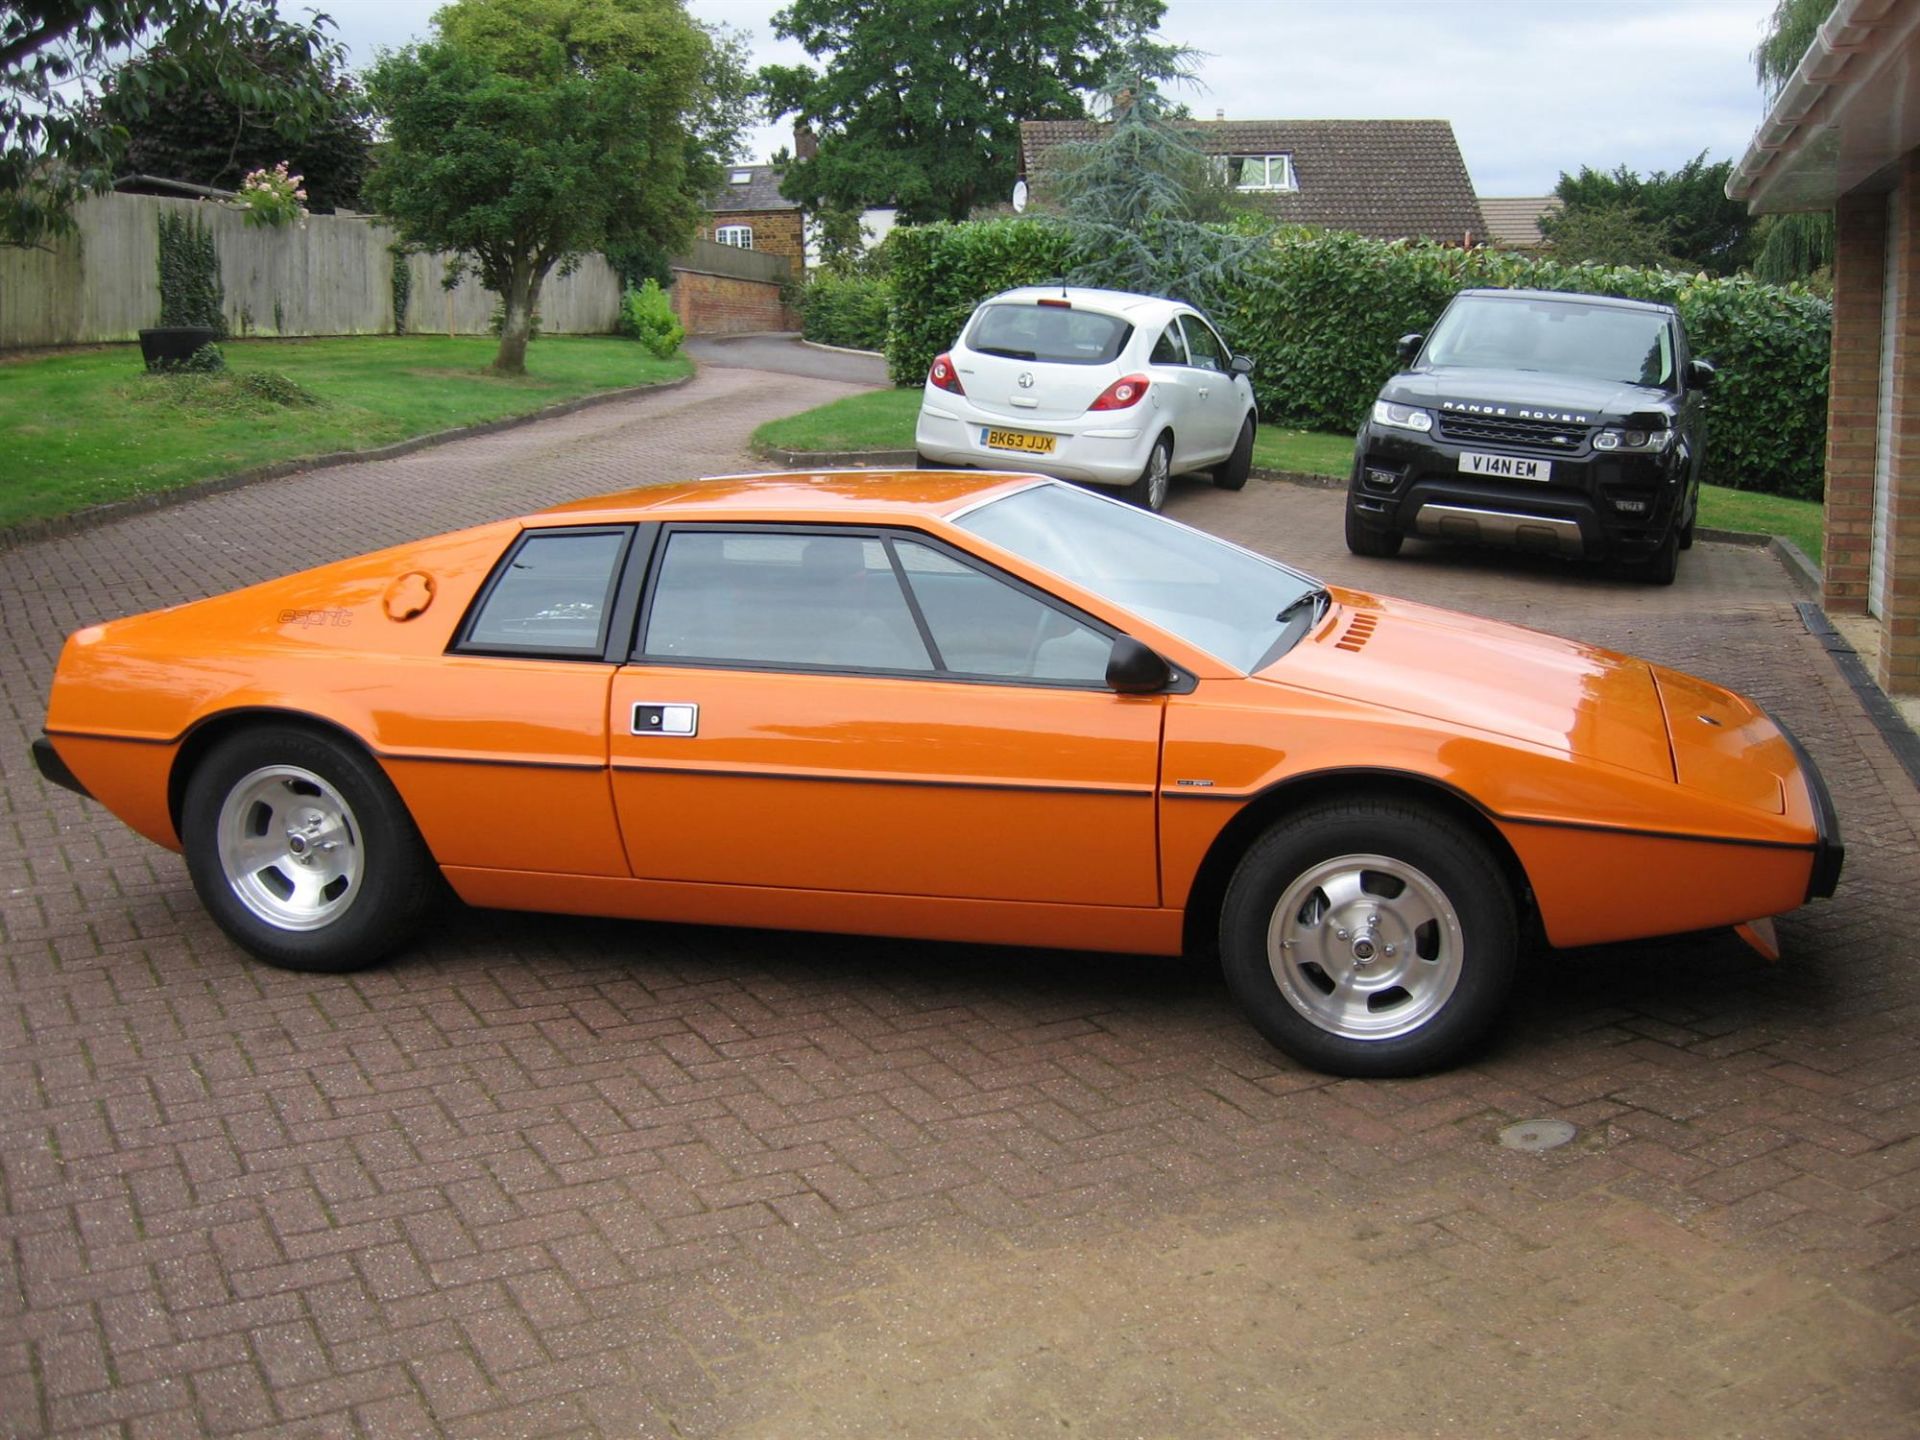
top-left (167, 707), bottom-right (390, 841)
top-left (1179, 767), bottom-right (1536, 956)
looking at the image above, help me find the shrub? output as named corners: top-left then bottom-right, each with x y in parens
top-left (390, 245), bottom-right (412, 335)
top-left (618, 280), bottom-right (684, 359)
top-left (888, 219), bottom-right (1832, 498)
top-left (156, 209), bottom-right (228, 336)
top-left (796, 272), bottom-right (891, 351)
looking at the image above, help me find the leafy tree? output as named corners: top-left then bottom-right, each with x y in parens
top-left (364, 0), bottom-right (748, 375)
top-left (1754, 0), bottom-right (1836, 96)
top-left (1551, 152), bottom-right (1753, 275)
top-left (95, 18), bottom-right (373, 212)
top-left (1, 1), bottom-right (340, 246)
top-left (1050, 2), bottom-right (1258, 311)
top-left (1537, 201), bottom-right (1679, 270)
top-left (760, 0), bottom-right (1157, 223)
top-left (1750, 0), bottom-right (1838, 283)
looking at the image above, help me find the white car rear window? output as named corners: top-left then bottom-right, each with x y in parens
top-left (966, 304), bottom-right (1131, 365)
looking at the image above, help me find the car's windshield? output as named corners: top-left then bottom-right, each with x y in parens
top-left (1422, 296), bottom-right (1675, 388)
top-left (955, 483), bottom-right (1321, 672)
top-left (965, 303), bottom-right (1132, 365)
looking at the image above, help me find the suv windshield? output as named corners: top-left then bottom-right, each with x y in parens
top-left (956, 482), bottom-right (1319, 671)
top-left (1423, 296), bottom-right (1675, 389)
top-left (966, 303), bottom-right (1132, 365)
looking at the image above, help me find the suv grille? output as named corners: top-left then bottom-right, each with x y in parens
top-left (1436, 412), bottom-right (1589, 452)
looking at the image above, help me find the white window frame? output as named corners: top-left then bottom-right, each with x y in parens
top-left (715, 224), bottom-right (754, 249)
top-left (1223, 154), bottom-right (1297, 193)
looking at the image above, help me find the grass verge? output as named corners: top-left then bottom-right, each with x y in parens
top-left (0, 335), bottom-right (691, 531)
top-left (751, 392), bottom-right (1824, 562)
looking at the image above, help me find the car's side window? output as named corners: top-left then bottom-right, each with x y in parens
top-left (892, 540), bottom-right (1112, 685)
top-left (1180, 317), bottom-right (1225, 372)
top-left (460, 527), bottom-right (631, 658)
top-left (642, 531), bottom-right (935, 672)
top-left (1149, 325), bottom-right (1188, 365)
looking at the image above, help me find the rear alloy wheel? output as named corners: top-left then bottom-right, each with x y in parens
top-left (182, 726), bottom-right (436, 973)
top-left (1220, 800), bottom-right (1518, 1076)
top-left (1124, 434), bottom-right (1173, 512)
top-left (1213, 417), bottom-right (1254, 491)
top-left (1344, 501), bottom-right (1403, 558)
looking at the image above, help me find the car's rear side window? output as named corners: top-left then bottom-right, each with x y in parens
top-left (460, 527), bottom-right (631, 657)
top-left (966, 303), bottom-right (1131, 365)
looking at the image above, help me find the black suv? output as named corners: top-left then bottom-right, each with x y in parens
top-left (1344, 289), bottom-right (1714, 584)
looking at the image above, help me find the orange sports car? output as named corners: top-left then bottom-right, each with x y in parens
top-left (33, 471), bottom-right (1842, 1076)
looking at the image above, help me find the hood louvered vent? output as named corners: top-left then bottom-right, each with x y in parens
top-left (1334, 613), bottom-right (1378, 652)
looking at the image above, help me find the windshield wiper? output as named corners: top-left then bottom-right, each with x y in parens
top-left (1254, 588), bottom-right (1330, 669)
top-left (975, 345), bottom-right (1036, 360)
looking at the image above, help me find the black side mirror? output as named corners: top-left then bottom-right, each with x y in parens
top-left (1107, 636), bottom-right (1173, 695)
top-left (1687, 358), bottom-right (1716, 391)
top-left (1396, 333), bottom-right (1424, 366)
top-left (1230, 353), bottom-right (1255, 376)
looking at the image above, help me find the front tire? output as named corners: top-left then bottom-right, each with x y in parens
top-left (1123, 434), bottom-right (1173, 512)
top-left (181, 726), bottom-right (436, 973)
top-left (1213, 418), bottom-right (1254, 491)
top-left (1639, 524), bottom-right (1680, 585)
top-left (1344, 501), bottom-right (1403, 558)
top-left (1220, 800), bottom-right (1518, 1076)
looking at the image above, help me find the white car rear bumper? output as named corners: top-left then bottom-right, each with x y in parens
top-left (915, 397), bottom-right (1155, 487)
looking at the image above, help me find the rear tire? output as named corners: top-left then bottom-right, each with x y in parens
top-left (1123, 434), bottom-right (1173, 512)
top-left (182, 726), bottom-right (436, 973)
top-left (1344, 501), bottom-right (1403, 558)
top-left (1213, 418), bottom-right (1254, 491)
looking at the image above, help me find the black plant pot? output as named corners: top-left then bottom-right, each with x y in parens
top-left (139, 326), bottom-right (219, 371)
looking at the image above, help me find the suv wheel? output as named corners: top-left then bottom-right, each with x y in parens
top-left (1344, 501), bottom-right (1403, 558)
top-left (1639, 525), bottom-right (1680, 586)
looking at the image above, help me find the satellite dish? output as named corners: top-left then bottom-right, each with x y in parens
top-left (1012, 178), bottom-right (1028, 214)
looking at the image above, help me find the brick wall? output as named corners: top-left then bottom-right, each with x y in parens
top-left (1877, 155), bottom-right (1920, 694)
top-left (700, 210), bottom-right (805, 270)
top-left (670, 268), bottom-right (799, 336)
top-left (1824, 189), bottom-right (1889, 616)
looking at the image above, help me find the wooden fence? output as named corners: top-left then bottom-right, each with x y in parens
top-left (0, 192), bottom-right (624, 349)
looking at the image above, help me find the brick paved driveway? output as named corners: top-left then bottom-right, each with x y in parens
top-left (2, 380), bottom-right (1917, 1437)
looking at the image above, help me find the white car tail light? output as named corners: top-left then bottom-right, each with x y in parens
top-left (928, 353), bottom-right (965, 395)
top-left (1089, 374), bottom-right (1150, 411)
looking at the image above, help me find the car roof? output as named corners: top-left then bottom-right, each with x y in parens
top-left (527, 469), bottom-right (1051, 528)
top-left (1451, 287), bottom-right (1678, 317)
top-left (984, 285), bottom-right (1189, 319)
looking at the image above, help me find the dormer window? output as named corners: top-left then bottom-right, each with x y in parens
top-left (729, 170), bottom-right (753, 185)
top-left (1224, 154), bottom-right (1297, 192)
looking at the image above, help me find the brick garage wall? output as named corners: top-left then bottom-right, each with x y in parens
top-left (1877, 153), bottom-right (1920, 694)
top-left (670, 268), bottom-right (799, 335)
top-left (1824, 189), bottom-right (1890, 616)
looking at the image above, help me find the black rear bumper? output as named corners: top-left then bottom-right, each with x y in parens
top-left (31, 735), bottom-right (91, 801)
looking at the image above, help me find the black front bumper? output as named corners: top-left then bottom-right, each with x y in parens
top-left (1768, 713), bottom-right (1844, 901)
top-left (31, 735), bottom-right (91, 801)
top-left (1349, 427), bottom-right (1684, 561)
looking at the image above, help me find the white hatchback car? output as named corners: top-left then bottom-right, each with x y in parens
top-left (913, 286), bottom-right (1259, 511)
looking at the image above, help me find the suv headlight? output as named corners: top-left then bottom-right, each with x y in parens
top-left (1593, 427), bottom-right (1675, 453)
top-left (1372, 400), bottom-right (1433, 433)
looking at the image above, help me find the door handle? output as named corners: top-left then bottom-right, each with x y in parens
top-left (631, 702), bottom-right (698, 736)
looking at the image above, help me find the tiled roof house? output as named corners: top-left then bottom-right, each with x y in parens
top-left (700, 163), bottom-right (805, 271)
top-left (1020, 118), bottom-right (1487, 245)
top-left (1478, 195), bottom-right (1563, 250)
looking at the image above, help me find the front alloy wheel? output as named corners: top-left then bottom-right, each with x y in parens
top-left (1220, 800), bottom-right (1517, 1076)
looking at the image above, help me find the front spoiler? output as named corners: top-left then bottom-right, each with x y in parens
top-left (1768, 712), bottom-right (1843, 900)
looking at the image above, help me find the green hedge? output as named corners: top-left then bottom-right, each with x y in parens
top-left (887, 221), bottom-right (1832, 499)
top-left (796, 272), bottom-right (893, 352)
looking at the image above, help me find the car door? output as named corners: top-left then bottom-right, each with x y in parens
top-left (1177, 315), bottom-right (1244, 461)
top-left (607, 525), bottom-right (1163, 906)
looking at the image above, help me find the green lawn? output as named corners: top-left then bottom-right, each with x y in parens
top-left (754, 392), bottom-right (1824, 561)
top-left (0, 335), bottom-right (691, 531)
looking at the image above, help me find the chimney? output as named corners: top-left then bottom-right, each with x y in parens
top-left (795, 123), bottom-right (818, 162)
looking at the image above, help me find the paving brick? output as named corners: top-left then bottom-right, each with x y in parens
top-left (3, 357), bottom-right (1919, 1436)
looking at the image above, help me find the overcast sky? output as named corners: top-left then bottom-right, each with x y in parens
top-left (316, 0), bottom-right (1785, 197)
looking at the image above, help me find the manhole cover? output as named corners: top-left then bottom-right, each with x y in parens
top-left (1498, 1119), bottom-right (1577, 1152)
